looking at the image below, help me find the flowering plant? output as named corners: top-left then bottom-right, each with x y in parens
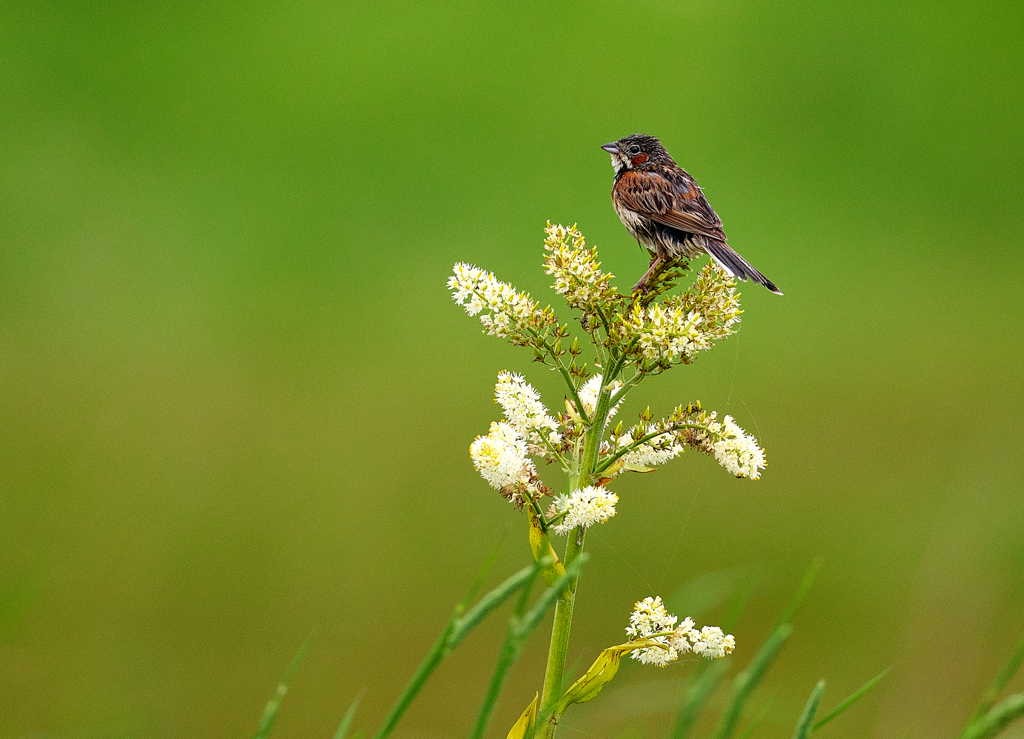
top-left (447, 224), bottom-right (758, 737)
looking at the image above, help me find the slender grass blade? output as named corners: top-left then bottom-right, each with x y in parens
top-left (375, 560), bottom-right (540, 739)
top-left (961, 694), bottom-right (1024, 739)
top-left (710, 623), bottom-right (792, 739)
top-left (771, 559), bottom-right (822, 632)
top-left (451, 561), bottom-right (545, 650)
top-left (734, 696), bottom-right (774, 739)
top-left (965, 633), bottom-right (1024, 730)
top-left (253, 639), bottom-right (311, 739)
top-left (669, 658), bottom-right (731, 739)
top-left (790, 680), bottom-right (825, 739)
top-left (459, 539), bottom-right (506, 612)
top-left (333, 689), bottom-right (366, 739)
top-left (812, 667), bottom-right (890, 732)
top-left (467, 565), bottom-right (542, 739)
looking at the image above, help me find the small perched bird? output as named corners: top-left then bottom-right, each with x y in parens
top-left (602, 133), bottom-right (781, 295)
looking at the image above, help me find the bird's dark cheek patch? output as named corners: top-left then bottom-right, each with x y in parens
top-left (631, 153), bottom-right (649, 165)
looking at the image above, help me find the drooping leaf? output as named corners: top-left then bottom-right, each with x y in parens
top-left (527, 507), bottom-right (567, 588)
top-left (552, 639), bottom-right (669, 715)
top-left (507, 694), bottom-right (539, 739)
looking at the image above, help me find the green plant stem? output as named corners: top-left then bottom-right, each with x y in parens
top-left (537, 366), bottom-right (621, 737)
top-left (520, 325), bottom-right (589, 424)
top-left (539, 532), bottom-right (586, 716)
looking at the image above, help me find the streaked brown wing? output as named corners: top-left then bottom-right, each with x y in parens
top-left (616, 170), bottom-right (726, 240)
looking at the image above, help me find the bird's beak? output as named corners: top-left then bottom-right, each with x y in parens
top-left (601, 142), bottom-right (620, 154)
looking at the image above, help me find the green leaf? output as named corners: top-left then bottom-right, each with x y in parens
top-left (518, 555), bottom-right (586, 637)
top-left (735, 696), bottom-right (774, 739)
top-left (964, 633), bottom-right (1024, 730)
top-left (960, 694), bottom-right (1024, 739)
top-left (253, 638), bottom-right (311, 739)
top-left (812, 667), bottom-right (890, 732)
top-left (458, 540), bottom-right (506, 612)
top-left (721, 569), bottom-right (760, 634)
top-left (669, 658), bottom-right (731, 739)
top-left (791, 680), bottom-right (825, 739)
top-left (373, 561), bottom-right (540, 739)
top-left (710, 623), bottom-right (792, 739)
top-left (450, 562), bottom-right (543, 649)
top-left (333, 690), bottom-right (365, 739)
top-left (772, 559), bottom-right (823, 632)
top-left (709, 561), bottom-right (817, 739)
top-left (467, 565), bottom-right (543, 739)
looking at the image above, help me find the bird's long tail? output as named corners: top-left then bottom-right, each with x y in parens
top-left (704, 240), bottom-right (783, 295)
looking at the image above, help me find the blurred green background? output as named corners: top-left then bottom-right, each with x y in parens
top-left (1, 1), bottom-right (1022, 737)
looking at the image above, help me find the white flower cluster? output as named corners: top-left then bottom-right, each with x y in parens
top-left (469, 421), bottom-right (541, 504)
top-left (550, 486), bottom-right (618, 535)
top-left (448, 263), bottom-right (549, 339)
top-left (616, 424), bottom-right (683, 468)
top-left (626, 596), bottom-right (735, 667)
top-left (709, 415), bottom-right (765, 480)
top-left (578, 375), bottom-right (623, 419)
top-left (542, 223), bottom-right (614, 311)
top-left (495, 371), bottom-right (560, 446)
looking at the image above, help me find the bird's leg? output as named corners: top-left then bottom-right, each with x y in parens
top-left (632, 255), bottom-right (663, 294)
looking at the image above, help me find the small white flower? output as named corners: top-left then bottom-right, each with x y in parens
top-left (551, 486), bottom-right (618, 535)
top-left (711, 415), bottom-right (765, 480)
top-left (578, 375), bottom-right (623, 419)
top-left (494, 371), bottom-right (560, 446)
top-left (668, 617), bottom-right (696, 655)
top-left (469, 421), bottom-right (536, 492)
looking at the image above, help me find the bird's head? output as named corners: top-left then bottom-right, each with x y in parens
top-left (601, 133), bottom-right (673, 174)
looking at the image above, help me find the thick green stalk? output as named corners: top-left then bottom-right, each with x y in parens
top-left (539, 532), bottom-right (586, 715)
top-left (537, 366), bottom-right (620, 735)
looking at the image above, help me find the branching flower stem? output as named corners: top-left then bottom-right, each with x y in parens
top-left (522, 324), bottom-right (590, 425)
top-left (449, 226), bottom-right (764, 739)
top-left (594, 421), bottom-right (715, 475)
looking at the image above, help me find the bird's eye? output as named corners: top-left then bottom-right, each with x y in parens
top-left (629, 145), bottom-right (641, 155)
